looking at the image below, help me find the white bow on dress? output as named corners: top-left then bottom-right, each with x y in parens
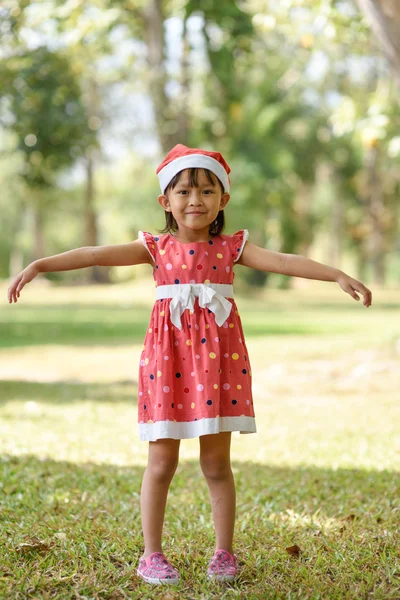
top-left (156, 283), bottom-right (234, 330)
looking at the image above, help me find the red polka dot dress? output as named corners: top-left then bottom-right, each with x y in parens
top-left (137, 229), bottom-right (256, 441)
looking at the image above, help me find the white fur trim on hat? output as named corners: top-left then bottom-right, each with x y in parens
top-left (158, 154), bottom-right (230, 194)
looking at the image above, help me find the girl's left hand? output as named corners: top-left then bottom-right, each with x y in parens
top-left (336, 272), bottom-right (372, 307)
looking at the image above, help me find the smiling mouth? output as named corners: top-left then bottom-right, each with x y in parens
top-left (186, 212), bottom-right (205, 215)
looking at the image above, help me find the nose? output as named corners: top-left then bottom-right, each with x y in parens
top-left (188, 192), bottom-right (204, 205)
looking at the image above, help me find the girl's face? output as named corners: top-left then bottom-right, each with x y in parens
top-left (158, 169), bottom-right (230, 238)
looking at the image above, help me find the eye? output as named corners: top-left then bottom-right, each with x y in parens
top-left (203, 190), bottom-right (214, 194)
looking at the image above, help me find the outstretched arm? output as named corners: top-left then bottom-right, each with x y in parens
top-left (237, 242), bottom-right (372, 307)
top-left (7, 239), bottom-right (152, 304)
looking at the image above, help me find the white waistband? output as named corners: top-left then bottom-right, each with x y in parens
top-left (155, 283), bottom-right (234, 330)
top-left (156, 283), bottom-right (234, 299)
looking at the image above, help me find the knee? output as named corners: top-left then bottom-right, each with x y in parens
top-left (200, 456), bottom-right (232, 481)
top-left (147, 456), bottom-right (179, 483)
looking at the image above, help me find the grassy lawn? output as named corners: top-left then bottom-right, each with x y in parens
top-left (0, 277), bottom-right (399, 599)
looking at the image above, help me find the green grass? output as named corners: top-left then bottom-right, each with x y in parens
top-left (0, 278), bottom-right (400, 599)
top-left (0, 304), bottom-right (150, 348)
top-left (0, 298), bottom-right (368, 349)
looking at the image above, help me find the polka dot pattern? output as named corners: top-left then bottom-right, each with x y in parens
top-left (137, 229), bottom-right (255, 437)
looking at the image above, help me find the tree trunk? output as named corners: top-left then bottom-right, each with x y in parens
top-left (32, 201), bottom-right (45, 263)
top-left (317, 163), bottom-right (344, 270)
top-left (356, 0), bottom-right (400, 86)
top-left (244, 226), bottom-right (268, 288)
top-left (356, 240), bottom-right (368, 283)
top-left (178, 17), bottom-right (190, 140)
top-left (295, 182), bottom-right (313, 258)
top-left (84, 151), bottom-right (110, 283)
top-left (9, 246), bottom-right (24, 277)
top-left (364, 145), bottom-right (386, 285)
top-left (83, 74), bottom-right (110, 284)
top-left (31, 199), bottom-right (49, 283)
top-left (328, 183), bottom-right (344, 269)
top-left (142, 0), bottom-right (189, 152)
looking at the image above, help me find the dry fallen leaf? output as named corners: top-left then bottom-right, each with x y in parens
top-left (342, 514), bottom-right (356, 522)
top-left (285, 544), bottom-right (301, 557)
top-left (16, 537), bottom-right (51, 553)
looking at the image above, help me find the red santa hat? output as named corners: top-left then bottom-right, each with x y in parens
top-left (156, 143), bottom-right (231, 194)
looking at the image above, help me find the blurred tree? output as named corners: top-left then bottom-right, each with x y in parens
top-left (244, 0), bottom-right (399, 285)
top-left (0, 46), bottom-right (96, 270)
top-left (353, 0), bottom-right (400, 283)
top-left (0, 133), bottom-right (26, 278)
top-left (142, 0), bottom-right (190, 151)
top-left (103, 0), bottom-right (191, 152)
top-left (1, 0), bottom-right (399, 288)
top-left (356, 0), bottom-right (400, 85)
top-left (51, 0), bottom-right (126, 282)
top-left (2, 0), bottom-right (137, 282)
top-left (183, 1), bottom-right (330, 288)
top-left (301, 1), bottom-right (399, 285)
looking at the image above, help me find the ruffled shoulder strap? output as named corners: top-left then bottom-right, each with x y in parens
top-left (231, 229), bottom-right (249, 262)
top-left (138, 231), bottom-right (157, 263)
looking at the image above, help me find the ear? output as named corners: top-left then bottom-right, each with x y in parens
top-left (158, 194), bottom-right (172, 212)
top-left (220, 193), bottom-right (230, 209)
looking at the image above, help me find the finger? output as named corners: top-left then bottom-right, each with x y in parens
top-left (349, 287), bottom-right (360, 300)
top-left (352, 282), bottom-right (371, 302)
top-left (362, 287), bottom-right (370, 304)
top-left (360, 286), bottom-right (372, 306)
top-left (366, 290), bottom-right (372, 307)
top-left (8, 285), bottom-right (14, 303)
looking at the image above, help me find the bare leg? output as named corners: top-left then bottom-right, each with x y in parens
top-left (200, 432), bottom-right (236, 554)
top-left (140, 438), bottom-right (180, 558)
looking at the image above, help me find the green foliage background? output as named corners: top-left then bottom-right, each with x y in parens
top-left (1, 0), bottom-right (399, 285)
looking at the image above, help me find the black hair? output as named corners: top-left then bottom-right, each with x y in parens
top-left (157, 168), bottom-right (225, 236)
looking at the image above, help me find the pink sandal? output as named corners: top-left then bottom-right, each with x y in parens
top-left (207, 549), bottom-right (238, 582)
top-left (137, 551), bottom-right (180, 585)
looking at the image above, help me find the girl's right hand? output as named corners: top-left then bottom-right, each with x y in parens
top-left (8, 263), bottom-right (40, 304)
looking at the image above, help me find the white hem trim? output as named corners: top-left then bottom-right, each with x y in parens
top-left (157, 155), bottom-right (230, 193)
top-left (138, 230), bottom-right (156, 264)
top-left (233, 229), bottom-right (249, 262)
top-left (138, 415), bottom-right (256, 441)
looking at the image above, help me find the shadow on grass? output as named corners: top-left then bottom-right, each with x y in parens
top-left (0, 379), bottom-right (138, 405)
top-left (1, 453), bottom-right (399, 598)
top-left (1, 302), bottom-right (353, 349)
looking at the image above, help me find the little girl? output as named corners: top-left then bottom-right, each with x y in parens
top-left (8, 143), bottom-right (372, 586)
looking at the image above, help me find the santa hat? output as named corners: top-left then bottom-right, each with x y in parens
top-left (156, 144), bottom-right (231, 194)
